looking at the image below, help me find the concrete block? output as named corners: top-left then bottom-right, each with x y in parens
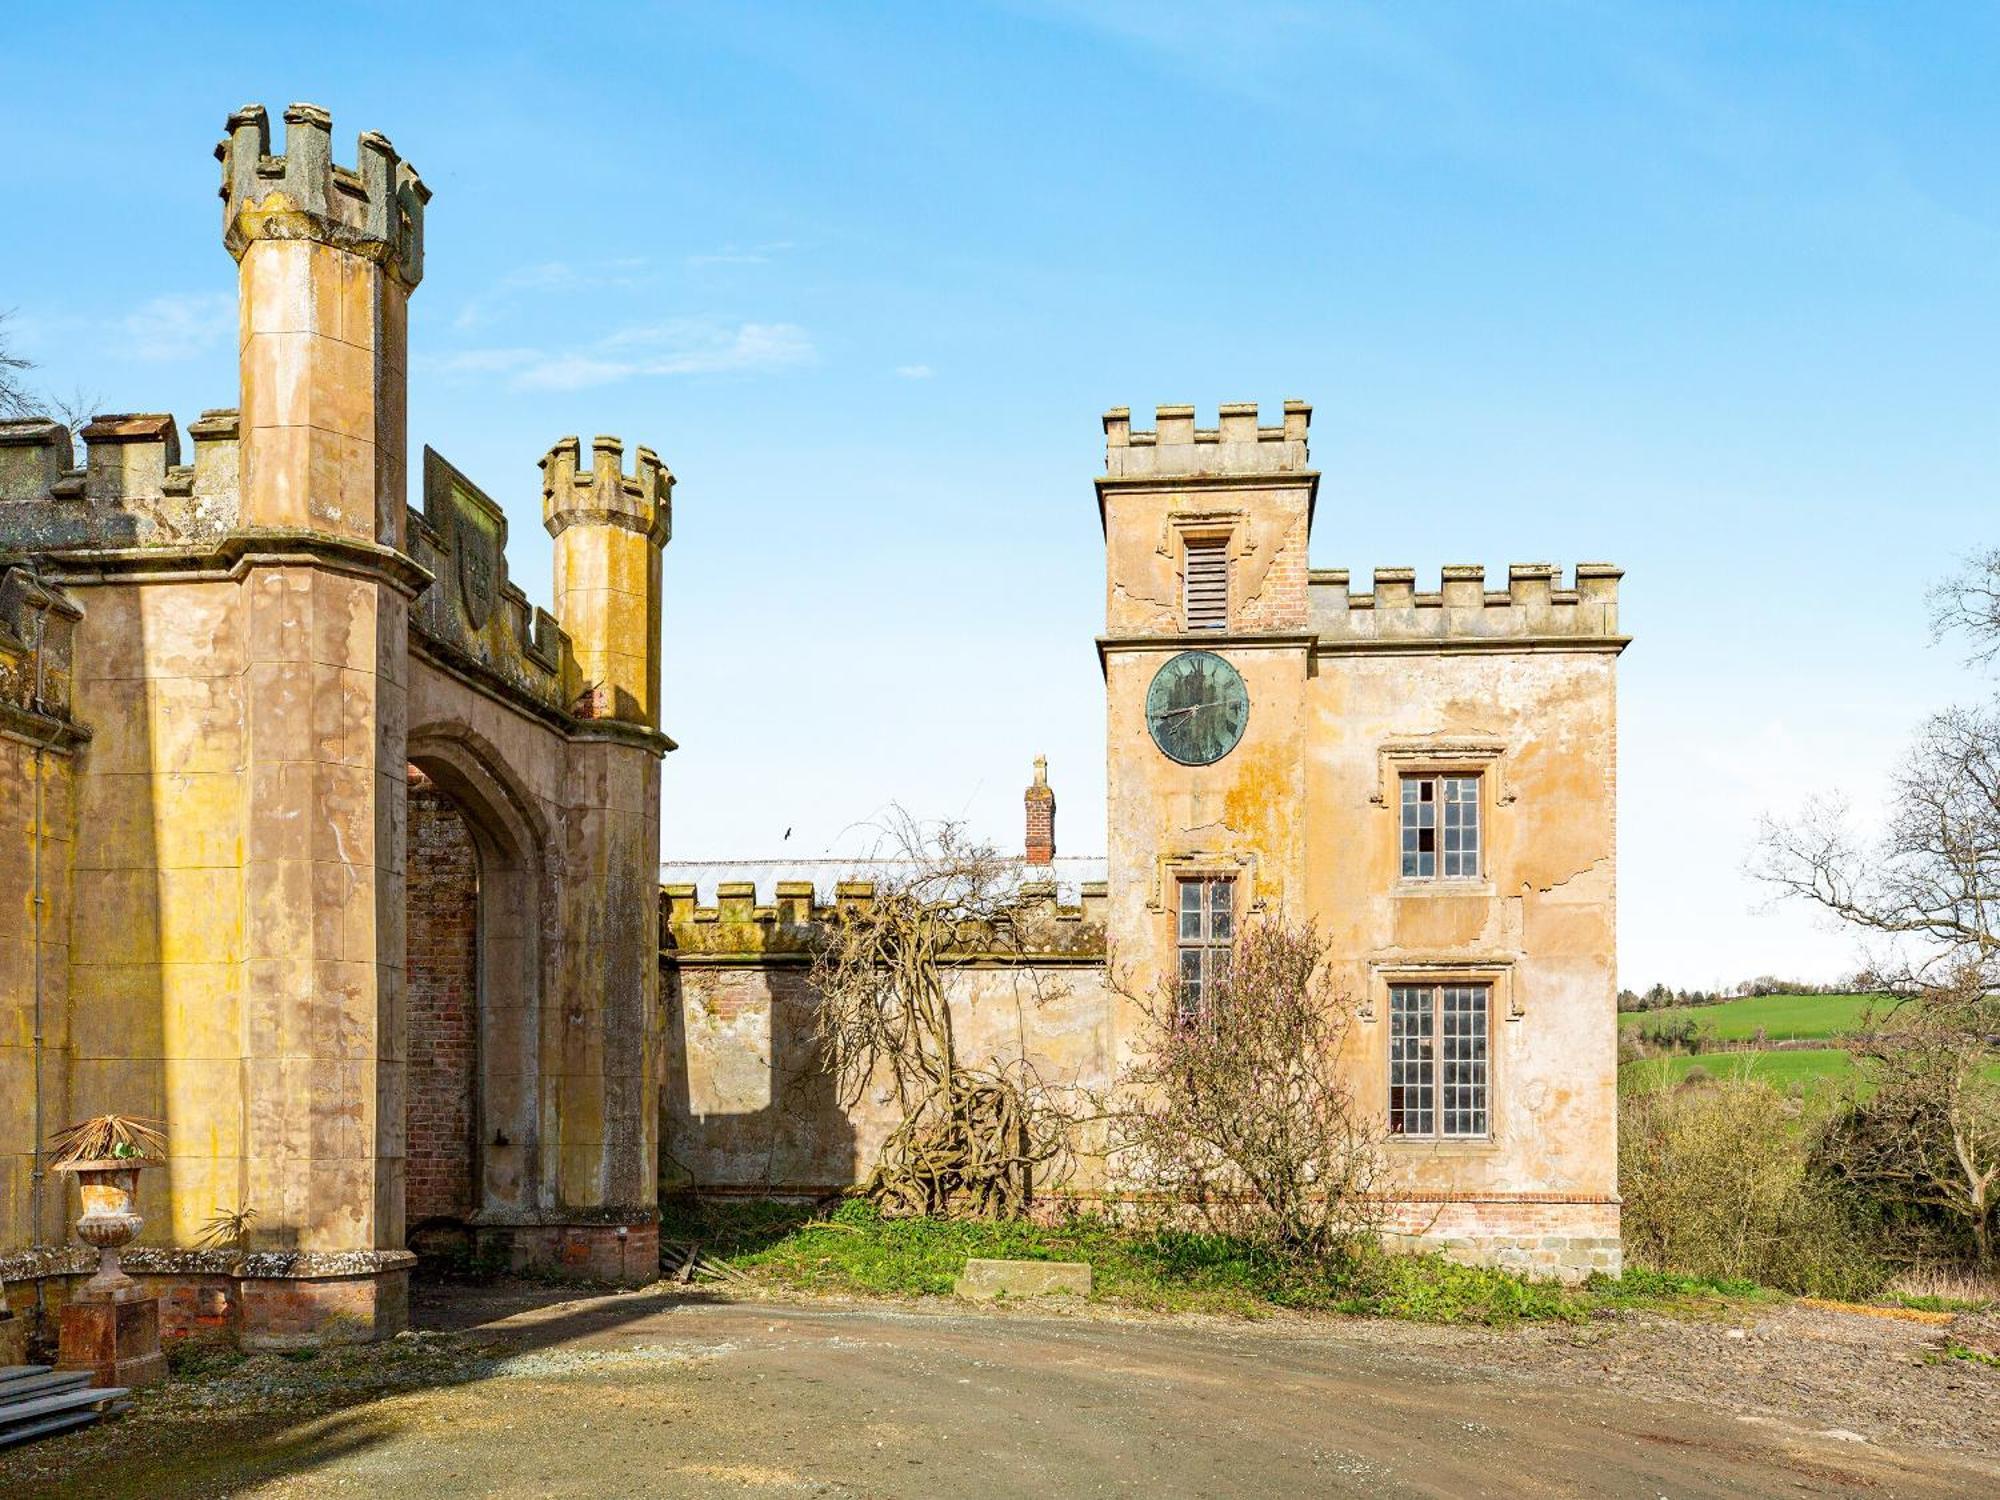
top-left (953, 1258), bottom-right (1092, 1301)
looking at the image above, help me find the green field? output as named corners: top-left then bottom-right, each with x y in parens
top-left (1619, 1044), bottom-right (2000, 1096)
top-left (1619, 1048), bottom-right (1857, 1094)
top-left (1617, 992), bottom-right (1883, 1042)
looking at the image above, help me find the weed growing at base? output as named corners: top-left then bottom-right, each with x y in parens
top-left (661, 1197), bottom-right (1761, 1326)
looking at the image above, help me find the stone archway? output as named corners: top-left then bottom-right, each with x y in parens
top-left (404, 725), bottom-right (554, 1246)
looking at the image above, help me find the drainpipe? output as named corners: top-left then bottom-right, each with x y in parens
top-left (24, 559), bottom-right (51, 1251)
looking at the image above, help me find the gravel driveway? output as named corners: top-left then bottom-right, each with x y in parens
top-left (3, 1283), bottom-right (1994, 1498)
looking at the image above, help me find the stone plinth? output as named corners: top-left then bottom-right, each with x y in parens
top-left (58, 1284), bottom-right (164, 1388)
top-left (953, 1258), bottom-right (1092, 1301)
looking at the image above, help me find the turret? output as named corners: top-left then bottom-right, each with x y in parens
top-left (218, 103), bottom-right (429, 545)
top-left (1098, 400), bottom-right (1318, 637)
top-left (540, 435), bottom-right (673, 726)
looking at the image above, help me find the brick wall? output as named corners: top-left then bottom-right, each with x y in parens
top-left (406, 767), bottom-right (477, 1224)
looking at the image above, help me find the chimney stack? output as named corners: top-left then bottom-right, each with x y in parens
top-left (1024, 755), bottom-right (1055, 865)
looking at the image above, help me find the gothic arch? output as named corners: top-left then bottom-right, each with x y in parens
top-left (405, 720), bottom-right (555, 1229)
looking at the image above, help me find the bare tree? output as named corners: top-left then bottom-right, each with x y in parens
top-left (0, 311), bottom-right (37, 418)
top-left (1756, 703), bottom-right (2000, 996)
top-left (808, 811), bottom-right (1073, 1219)
top-left (0, 311), bottom-right (98, 438)
top-left (1759, 554), bottom-right (2000, 1265)
top-left (1105, 917), bottom-right (1383, 1259)
top-left (1931, 548), bottom-right (2000, 668)
top-left (1813, 966), bottom-right (2000, 1265)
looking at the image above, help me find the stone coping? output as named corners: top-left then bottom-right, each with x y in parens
top-left (0, 1247), bottom-right (418, 1281)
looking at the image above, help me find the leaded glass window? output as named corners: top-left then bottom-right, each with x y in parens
top-left (1176, 876), bottom-right (1234, 1019)
top-left (1388, 982), bottom-right (1490, 1138)
top-left (1400, 774), bottom-right (1481, 879)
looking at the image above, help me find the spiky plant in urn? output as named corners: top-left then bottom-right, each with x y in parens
top-left (49, 1116), bottom-right (165, 1299)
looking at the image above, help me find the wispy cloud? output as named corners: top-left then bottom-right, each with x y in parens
top-left (454, 258), bottom-right (654, 331)
top-left (119, 293), bottom-right (234, 361)
top-left (428, 319), bottom-right (816, 392)
top-left (685, 241), bottom-right (795, 268)
top-left (895, 364), bottom-right (935, 380)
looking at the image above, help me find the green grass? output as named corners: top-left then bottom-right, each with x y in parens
top-left (660, 1197), bottom-right (1769, 1326)
top-left (1619, 1047), bottom-right (2000, 1097)
top-left (1617, 992), bottom-right (1884, 1042)
top-left (1929, 1341), bottom-right (2000, 1369)
top-left (1619, 1048), bottom-right (1860, 1094)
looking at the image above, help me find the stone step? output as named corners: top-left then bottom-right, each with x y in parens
top-left (0, 1406), bottom-right (106, 1449)
top-left (0, 1382), bottom-right (130, 1444)
top-left (0, 1368), bottom-right (91, 1401)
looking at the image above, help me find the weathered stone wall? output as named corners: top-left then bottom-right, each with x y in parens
top-left (663, 882), bottom-right (1112, 1196)
top-left (1307, 649), bottom-right (1620, 1215)
top-left (0, 102), bottom-right (676, 1342)
top-left (405, 769), bottom-right (477, 1224)
top-left (1097, 402), bottom-right (1626, 1280)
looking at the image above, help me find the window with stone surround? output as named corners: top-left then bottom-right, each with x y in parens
top-left (1176, 875), bottom-right (1234, 1019)
top-left (1182, 535), bottom-right (1229, 630)
top-left (1388, 981), bottom-right (1490, 1138)
top-left (1400, 773), bottom-right (1480, 879)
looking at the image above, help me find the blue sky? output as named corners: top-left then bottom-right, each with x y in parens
top-left (4, 2), bottom-right (1997, 987)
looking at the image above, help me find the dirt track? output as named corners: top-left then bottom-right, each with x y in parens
top-left (4, 1286), bottom-right (1995, 1498)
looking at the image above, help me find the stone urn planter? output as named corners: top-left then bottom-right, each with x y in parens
top-left (55, 1156), bottom-right (151, 1299)
top-left (48, 1117), bottom-right (168, 1388)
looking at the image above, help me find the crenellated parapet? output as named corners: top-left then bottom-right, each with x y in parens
top-left (218, 103), bottom-right (429, 287)
top-left (662, 875), bottom-right (1109, 964)
top-left (408, 447), bottom-right (568, 716)
top-left (0, 411), bottom-right (240, 551)
top-left (542, 435), bottom-right (674, 727)
top-left (1309, 562), bottom-right (1624, 649)
top-left (540, 436), bottom-right (673, 545)
top-left (1103, 400), bottom-right (1312, 480)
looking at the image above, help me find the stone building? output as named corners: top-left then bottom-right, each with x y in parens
top-left (0, 100), bottom-right (1627, 1354)
top-left (666, 402), bottom-right (1626, 1278)
top-left (0, 104), bottom-right (673, 1346)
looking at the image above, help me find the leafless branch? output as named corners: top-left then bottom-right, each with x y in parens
top-left (807, 808), bottom-right (1076, 1219)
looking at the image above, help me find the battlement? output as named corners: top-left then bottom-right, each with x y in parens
top-left (540, 436), bottom-right (673, 544)
top-left (409, 447), bottom-right (569, 717)
top-left (660, 865), bottom-right (1109, 963)
top-left (1102, 400), bottom-right (1311, 481)
top-left (1309, 563), bottom-right (1624, 648)
top-left (218, 103), bottom-right (429, 287)
top-left (0, 411), bottom-right (241, 551)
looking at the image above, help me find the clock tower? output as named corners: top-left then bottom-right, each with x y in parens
top-left (1097, 402), bottom-right (1317, 1039)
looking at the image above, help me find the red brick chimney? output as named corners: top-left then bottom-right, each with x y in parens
top-left (1024, 755), bottom-right (1055, 864)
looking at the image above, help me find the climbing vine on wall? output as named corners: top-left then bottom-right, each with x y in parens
top-left (808, 812), bottom-right (1075, 1219)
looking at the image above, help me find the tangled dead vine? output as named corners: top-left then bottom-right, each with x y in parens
top-left (808, 811), bottom-right (1075, 1218)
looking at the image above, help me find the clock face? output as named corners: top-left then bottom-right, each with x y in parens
top-left (1146, 651), bottom-right (1249, 766)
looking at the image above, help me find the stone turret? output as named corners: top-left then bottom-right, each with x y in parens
top-left (219, 103), bottom-right (428, 545)
top-left (540, 435), bottom-right (674, 727)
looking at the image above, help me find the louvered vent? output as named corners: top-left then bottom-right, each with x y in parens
top-left (1183, 536), bottom-right (1229, 630)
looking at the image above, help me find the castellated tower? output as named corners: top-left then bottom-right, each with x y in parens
top-left (1098, 400), bottom-right (1318, 1059)
top-left (221, 103), bottom-right (428, 545)
top-left (541, 436), bottom-right (673, 726)
top-left (218, 104), bottom-right (428, 1314)
top-left (0, 102), bottom-right (679, 1345)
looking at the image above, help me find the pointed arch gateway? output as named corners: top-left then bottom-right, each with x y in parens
top-left (404, 722), bottom-right (555, 1246)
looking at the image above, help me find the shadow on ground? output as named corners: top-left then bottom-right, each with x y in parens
top-left (0, 1275), bottom-right (726, 1500)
